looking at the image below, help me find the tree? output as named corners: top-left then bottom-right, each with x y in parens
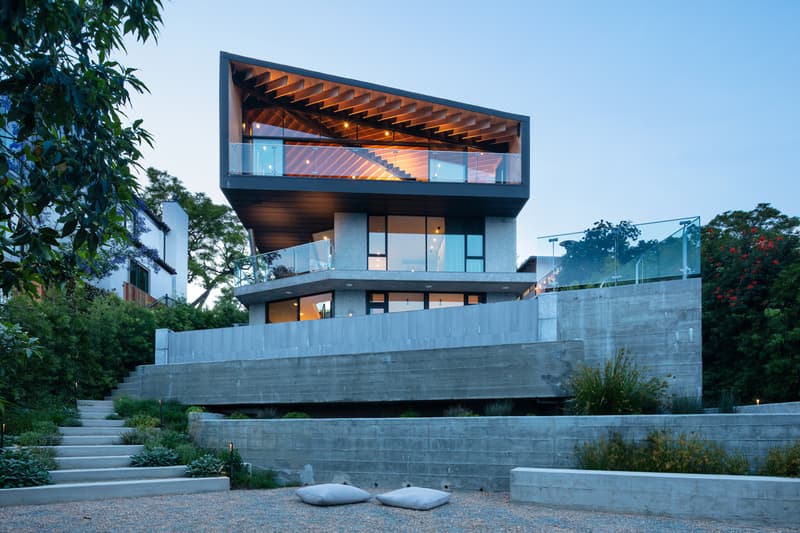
top-left (702, 203), bottom-right (800, 403)
top-left (141, 168), bottom-right (249, 307)
top-left (557, 220), bottom-right (648, 287)
top-left (0, 0), bottom-right (163, 295)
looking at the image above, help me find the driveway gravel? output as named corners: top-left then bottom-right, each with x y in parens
top-left (0, 488), bottom-right (796, 532)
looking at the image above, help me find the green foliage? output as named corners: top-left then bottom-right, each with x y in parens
top-left (0, 448), bottom-right (51, 488)
top-left (2, 404), bottom-right (78, 435)
top-left (156, 429), bottom-right (192, 449)
top-left (0, 321), bottom-right (41, 412)
top-left (18, 421), bottom-right (62, 446)
top-left (114, 397), bottom-right (187, 433)
top-left (175, 443), bottom-right (206, 465)
top-left (760, 441), bottom-right (800, 477)
top-left (126, 414), bottom-right (159, 429)
top-left (718, 389), bottom-right (738, 413)
top-left (27, 447), bottom-right (57, 471)
top-left (233, 467), bottom-right (278, 490)
top-left (443, 405), bottom-right (476, 417)
top-left (702, 203), bottom-right (800, 403)
top-left (668, 396), bottom-right (704, 414)
top-left (142, 168), bottom-right (250, 308)
top-left (282, 412), bottom-right (310, 419)
top-left (576, 431), bottom-right (750, 475)
top-left (185, 406), bottom-right (205, 414)
top-left (227, 412), bottom-right (249, 419)
top-left (568, 349), bottom-right (667, 415)
top-left (400, 410), bottom-right (420, 418)
top-left (185, 454), bottom-right (227, 477)
top-left (484, 400), bottom-right (514, 416)
top-left (120, 428), bottom-right (160, 446)
top-left (0, 0), bottom-right (163, 294)
top-left (130, 446), bottom-right (179, 467)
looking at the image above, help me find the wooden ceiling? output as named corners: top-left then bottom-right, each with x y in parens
top-left (231, 61), bottom-right (521, 150)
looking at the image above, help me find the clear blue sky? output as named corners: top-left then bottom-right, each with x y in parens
top-left (121, 0), bottom-right (800, 262)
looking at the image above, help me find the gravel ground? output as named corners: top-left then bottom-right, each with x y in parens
top-left (0, 488), bottom-right (797, 533)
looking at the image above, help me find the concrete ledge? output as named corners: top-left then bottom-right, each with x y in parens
top-left (56, 456), bottom-right (132, 469)
top-left (50, 466), bottom-right (188, 484)
top-left (0, 477), bottom-right (229, 507)
top-left (510, 467), bottom-right (800, 527)
top-left (49, 445), bottom-right (143, 457)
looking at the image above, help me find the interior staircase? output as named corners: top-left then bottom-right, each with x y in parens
top-left (0, 399), bottom-right (228, 506)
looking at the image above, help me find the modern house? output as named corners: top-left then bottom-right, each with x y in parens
top-left (93, 199), bottom-right (189, 306)
top-left (220, 52), bottom-right (536, 323)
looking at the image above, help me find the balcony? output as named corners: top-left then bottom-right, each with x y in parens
top-left (233, 240), bottom-right (333, 288)
top-left (229, 143), bottom-right (521, 184)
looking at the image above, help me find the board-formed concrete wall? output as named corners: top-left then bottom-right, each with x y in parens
top-left (538, 278), bottom-right (702, 398)
top-left (189, 412), bottom-right (800, 492)
top-left (122, 340), bottom-right (582, 405)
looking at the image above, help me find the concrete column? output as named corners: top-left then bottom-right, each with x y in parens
top-left (333, 213), bottom-right (367, 271)
top-left (484, 217), bottom-right (517, 272)
top-left (248, 303), bottom-right (266, 325)
top-left (334, 289), bottom-right (366, 317)
top-left (155, 328), bottom-right (172, 365)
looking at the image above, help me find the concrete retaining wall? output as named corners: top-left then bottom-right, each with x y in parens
top-left (539, 278), bottom-right (702, 398)
top-left (510, 468), bottom-right (800, 527)
top-left (189, 412), bottom-right (800, 492)
top-left (125, 340), bottom-right (583, 404)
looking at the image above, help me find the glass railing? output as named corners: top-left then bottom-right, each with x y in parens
top-left (233, 239), bottom-right (333, 288)
top-left (229, 143), bottom-right (522, 184)
top-left (534, 216), bottom-right (701, 292)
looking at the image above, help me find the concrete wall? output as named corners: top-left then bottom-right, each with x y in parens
top-left (158, 297), bottom-right (541, 364)
top-left (133, 340), bottom-right (582, 404)
top-left (333, 212), bottom-right (367, 270)
top-left (162, 200), bottom-right (189, 300)
top-left (189, 412), bottom-right (800, 492)
top-left (484, 216), bottom-right (516, 272)
top-left (511, 468), bottom-right (800, 527)
top-left (539, 278), bottom-right (702, 398)
top-left (333, 289), bottom-right (365, 317)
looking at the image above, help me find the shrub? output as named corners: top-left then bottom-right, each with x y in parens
top-left (567, 349), bottom-right (667, 415)
top-left (233, 467), bottom-right (278, 490)
top-left (400, 410), bottom-right (420, 418)
top-left (126, 414), bottom-right (159, 429)
top-left (227, 412), bottom-right (249, 419)
top-left (760, 441), bottom-right (800, 477)
top-left (18, 421), bottom-right (62, 446)
top-left (114, 397), bottom-right (188, 432)
top-left (175, 443), bottom-right (206, 465)
top-left (3, 404), bottom-right (81, 435)
top-left (157, 429), bottom-right (192, 449)
top-left (669, 396), bottom-right (704, 414)
top-left (0, 448), bottom-right (51, 488)
top-left (186, 454), bottom-right (227, 477)
top-left (282, 412), bottom-right (310, 419)
top-left (27, 447), bottom-right (58, 471)
top-left (576, 430), bottom-right (750, 475)
top-left (120, 428), bottom-right (160, 446)
top-left (443, 405), bottom-right (475, 417)
top-left (185, 406), bottom-right (205, 414)
top-left (130, 446), bottom-right (180, 467)
top-left (484, 400), bottom-right (514, 416)
top-left (718, 389), bottom-right (738, 413)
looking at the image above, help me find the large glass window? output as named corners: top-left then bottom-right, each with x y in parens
top-left (370, 215), bottom-right (484, 272)
top-left (253, 139), bottom-right (283, 176)
top-left (387, 216), bottom-right (426, 271)
top-left (368, 292), bottom-right (484, 314)
top-left (268, 292), bottom-right (333, 323)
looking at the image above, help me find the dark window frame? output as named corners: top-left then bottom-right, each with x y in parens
top-left (267, 291), bottom-right (335, 324)
top-left (366, 291), bottom-right (484, 315)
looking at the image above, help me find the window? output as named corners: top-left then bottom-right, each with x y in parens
top-left (129, 261), bottom-right (150, 293)
top-left (369, 216), bottom-right (484, 272)
top-left (268, 292), bottom-right (333, 323)
top-left (367, 292), bottom-right (484, 314)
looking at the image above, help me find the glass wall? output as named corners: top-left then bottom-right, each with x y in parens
top-left (369, 215), bottom-right (484, 272)
top-left (368, 292), bottom-right (484, 314)
top-left (268, 292), bottom-right (333, 323)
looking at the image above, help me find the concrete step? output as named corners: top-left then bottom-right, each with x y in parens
top-left (75, 418), bottom-right (125, 427)
top-left (79, 410), bottom-right (118, 419)
top-left (77, 400), bottom-right (114, 408)
top-left (56, 455), bottom-right (132, 469)
top-left (0, 477), bottom-right (229, 506)
top-left (59, 426), bottom-right (127, 436)
top-left (49, 445), bottom-right (143, 457)
top-left (50, 466), bottom-right (187, 484)
top-left (61, 435), bottom-right (122, 446)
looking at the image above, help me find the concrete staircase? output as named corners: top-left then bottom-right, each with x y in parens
top-left (0, 399), bottom-right (228, 506)
top-left (110, 368), bottom-right (143, 399)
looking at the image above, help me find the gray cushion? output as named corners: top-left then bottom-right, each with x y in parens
top-left (376, 487), bottom-right (451, 510)
top-left (295, 483), bottom-right (372, 506)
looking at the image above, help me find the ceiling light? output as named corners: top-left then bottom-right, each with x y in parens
top-left (345, 283), bottom-right (353, 287)
top-left (285, 290), bottom-right (293, 295)
top-left (293, 302), bottom-right (298, 306)
top-left (502, 286), bottom-right (509, 290)
top-left (425, 285), bottom-right (432, 289)
top-left (384, 130), bottom-right (390, 136)
top-left (344, 122), bottom-right (349, 128)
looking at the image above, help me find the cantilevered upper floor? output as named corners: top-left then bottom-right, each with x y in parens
top-left (220, 52), bottom-right (530, 252)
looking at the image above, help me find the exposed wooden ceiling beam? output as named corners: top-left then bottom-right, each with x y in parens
top-left (349, 95), bottom-right (385, 115)
top-left (380, 102), bottom-right (416, 121)
top-left (421, 112), bottom-right (460, 131)
top-left (304, 86), bottom-right (339, 106)
top-left (363, 99), bottom-right (401, 119)
top-left (273, 79), bottom-right (305, 98)
top-left (318, 89), bottom-right (355, 110)
top-left (290, 82), bottom-right (324, 102)
top-left (265, 75), bottom-right (289, 91)
top-left (336, 93), bottom-right (371, 113)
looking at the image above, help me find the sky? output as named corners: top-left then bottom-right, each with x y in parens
top-left (120, 0), bottom-right (800, 264)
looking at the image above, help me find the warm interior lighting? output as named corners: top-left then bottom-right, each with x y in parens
top-left (293, 302), bottom-right (298, 307)
top-left (255, 124), bottom-right (261, 129)
top-left (384, 130), bottom-right (390, 136)
top-left (756, 398), bottom-right (761, 405)
top-left (305, 159), bottom-right (310, 165)
top-left (323, 236), bottom-right (329, 240)
top-left (344, 122), bottom-right (349, 128)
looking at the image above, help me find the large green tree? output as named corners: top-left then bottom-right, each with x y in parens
top-left (141, 168), bottom-right (248, 307)
top-left (702, 203), bottom-right (800, 403)
top-left (0, 0), bottom-right (162, 295)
